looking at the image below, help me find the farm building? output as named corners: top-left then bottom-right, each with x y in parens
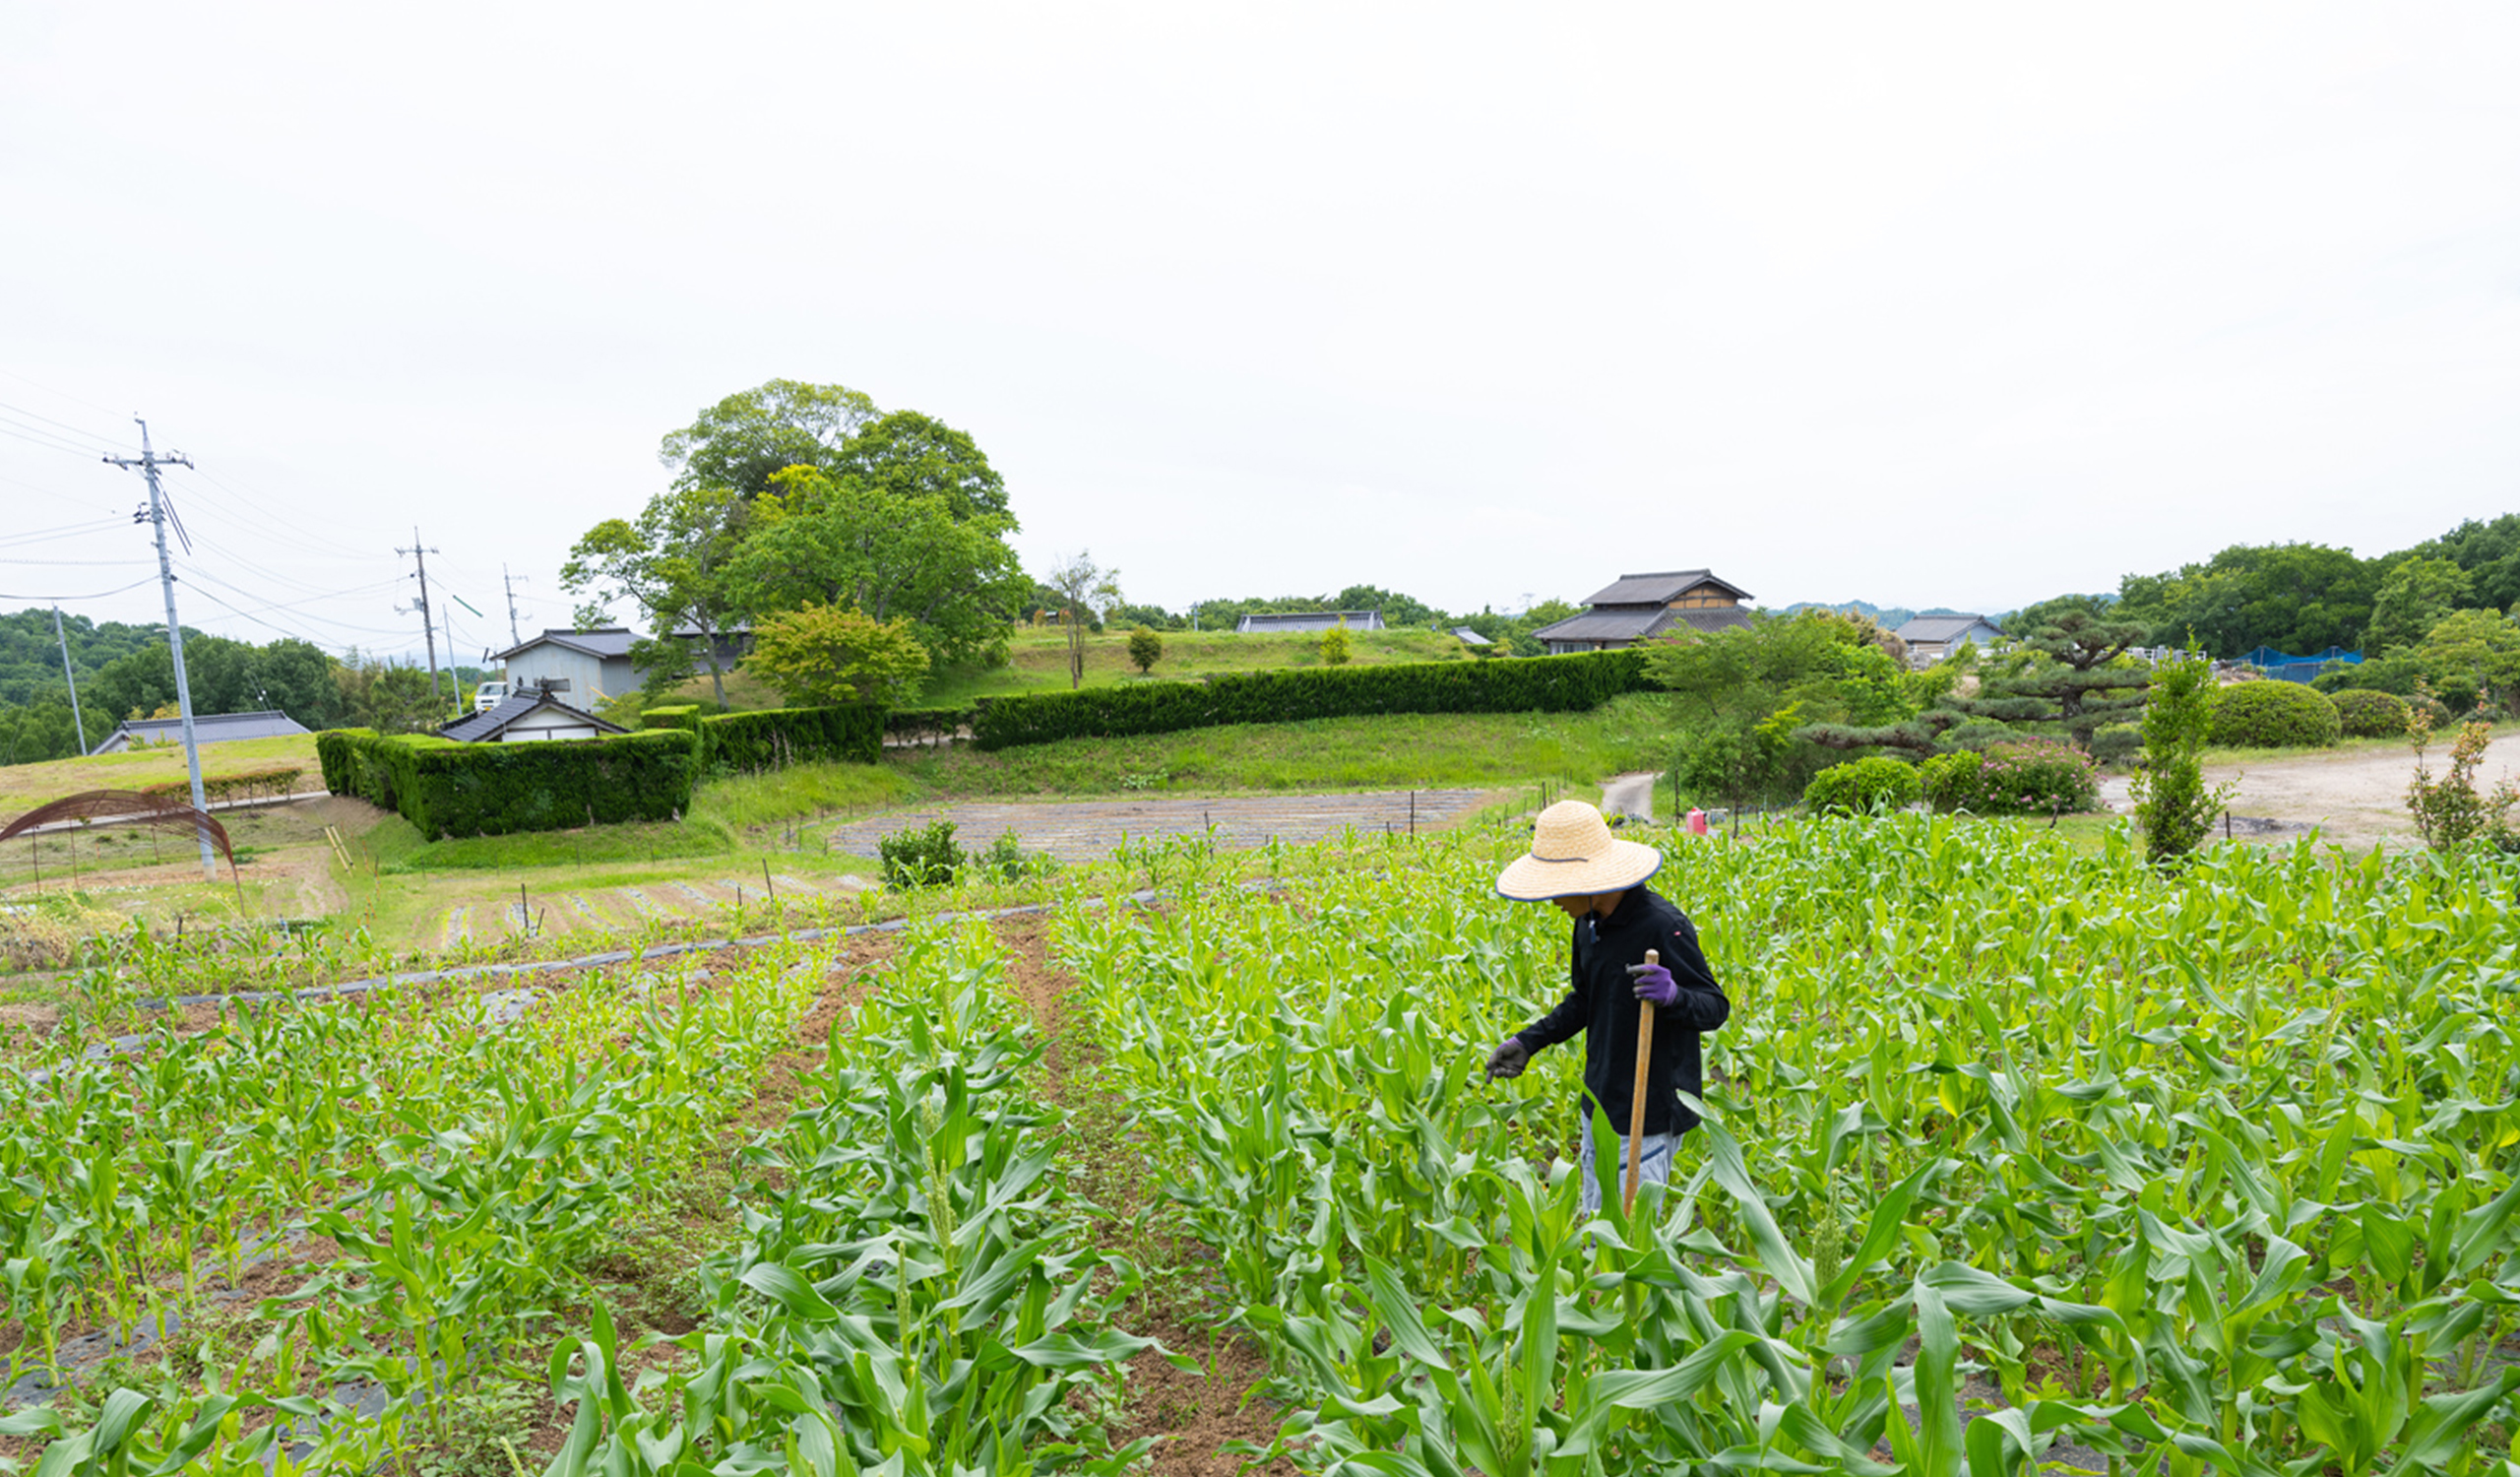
top-left (439, 684), bottom-right (627, 743)
top-left (490, 625), bottom-right (748, 704)
top-left (1529, 570), bottom-right (1753, 653)
top-left (1234, 610), bottom-right (1386, 634)
top-left (91, 709), bottom-right (311, 754)
top-left (1895, 613), bottom-right (2005, 666)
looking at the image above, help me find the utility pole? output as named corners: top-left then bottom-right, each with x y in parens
top-left (502, 563), bottom-right (526, 646)
top-left (106, 419), bottom-right (216, 879)
top-left (397, 528), bottom-right (442, 702)
top-left (441, 604), bottom-right (459, 708)
top-left (52, 606), bottom-right (88, 757)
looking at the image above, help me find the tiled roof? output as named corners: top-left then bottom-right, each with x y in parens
top-left (1529, 609), bottom-right (1674, 643)
top-left (1896, 614), bottom-right (1999, 643)
top-left (1234, 610), bottom-right (1386, 633)
top-left (106, 710), bottom-right (310, 744)
top-left (439, 691), bottom-right (625, 743)
top-left (1578, 570), bottom-right (1753, 607)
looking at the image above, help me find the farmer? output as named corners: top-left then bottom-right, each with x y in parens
top-left (1483, 801), bottom-right (1730, 1212)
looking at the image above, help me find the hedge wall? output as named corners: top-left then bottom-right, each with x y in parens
top-left (644, 705), bottom-right (702, 736)
top-left (316, 728), bottom-right (701, 839)
top-left (699, 704), bottom-right (882, 770)
top-left (972, 648), bottom-right (1649, 750)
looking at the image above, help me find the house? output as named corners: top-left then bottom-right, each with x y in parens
top-left (439, 684), bottom-right (628, 743)
top-left (91, 709), bottom-right (311, 754)
top-left (1529, 570), bottom-right (1754, 654)
top-left (490, 625), bottom-right (749, 703)
top-left (1895, 613), bottom-right (2006, 667)
top-left (1233, 610), bottom-right (1387, 634)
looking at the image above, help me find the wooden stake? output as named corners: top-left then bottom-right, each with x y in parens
top-left (1624, 948), bottom-right (1660, 1214)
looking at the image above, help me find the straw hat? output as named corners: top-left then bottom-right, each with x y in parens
top-left (1494, 801), bottom-right (1663, 900)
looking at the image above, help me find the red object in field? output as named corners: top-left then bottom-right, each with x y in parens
top-left (1685, 808), bottom-right (1709, 836)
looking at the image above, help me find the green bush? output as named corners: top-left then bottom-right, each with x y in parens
top-left (645, 704), bottom-right (703, 736)
top-left (2089, 723), bottom-right (2142, 767)
top-left (699, 704), bottom-right (883, 770)
top-left (1922, 739), bottom-right (2100, 814)
top-left (2210, 679), bottom-right (2342, 748)
top-left (316, 728), bottom-right (702, 839)
top-left (972, 648), bottom-right (1647, 750)
top-left (2328, 688), bottom-right (2412, 738)
top-left (1801, 756), bottom-right (1922, 815)
top-left (878, 818), bottom-right (964, 887)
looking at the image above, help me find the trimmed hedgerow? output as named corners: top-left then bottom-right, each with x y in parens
top-left (315, 728), bottom-right (701, 839)
top-left (644, 705), bottom-right (703, 737)
top-left (2210, 679), bottom-right (2342, 748)
top-left (971, 648), bottom-right (1649, 750)
top-left (2328, 687), bottom-right (2412, 738)
top-left (699, 704), bottom-right (882, 770)
top-left (1801, 756), bottom-right (1922, 816)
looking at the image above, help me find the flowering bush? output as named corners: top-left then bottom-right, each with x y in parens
top-left (1921, 738), bottom-right (2100, 814)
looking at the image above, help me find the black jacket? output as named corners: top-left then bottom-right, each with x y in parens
top-left (1513, 886), bottom-right (1728, 1136)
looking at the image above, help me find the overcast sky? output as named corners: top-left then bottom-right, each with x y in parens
top-left (4, 2), bottom-right (2517, 663)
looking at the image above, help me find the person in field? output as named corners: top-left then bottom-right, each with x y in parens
top-left (1483, 801), bottom-right (1730, 1212)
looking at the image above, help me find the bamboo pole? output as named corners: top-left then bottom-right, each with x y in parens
top-left (1624, 949), bottom-right (1660, 1214)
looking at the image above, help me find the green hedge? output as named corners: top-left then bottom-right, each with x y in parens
top-left (972, 649), bottom-right (1649, 750)
top-left (699, 704), bottom-right (883, 770)
top-left (2211, 680), bottom-right (2341, 748)
top-left (645, 705), bottom-right (703, 736)
top-left (316, 728), bottom-right (701, 839)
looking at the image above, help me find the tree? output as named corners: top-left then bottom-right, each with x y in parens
top-left (1969, 610), bottom-right (2150, 749)
top-left (2128, 649), bottom-right (2236, 867)
top-left (725, 467), bottom-right (1028, 670)
top-left (1127, 627), bottom-right (1164, 675)
top-left (2408, 514), bottom-right (2520, 612)
top-left (333, 657), bottom-right (442, 734)
top-left (2414, 609), bottom-right (2520, 714)
top-left (742, 605), bottom-right (929, 708)
top-left (1044, 552), bottom-right (1121, 690)
top-left (1319, 625), bottom-right (1352, 666)
top-left (2111, 543), bottom-right (2377, 657)
top-left (2363, 555), bottom-right (2473, 654)
top-left (1651, 612), bottom-right (1921, 805)
top-left (561, 485), bottom-right (750, 708)
top-left (660, 380), bottom-right (878, 499)
top-left (822, 410), bottom-right (1010, 522)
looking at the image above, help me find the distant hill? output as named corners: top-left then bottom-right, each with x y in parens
top-left (1778, 601), bottom-right (1987, 631)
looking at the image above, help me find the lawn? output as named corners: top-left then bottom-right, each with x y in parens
top-left (0, 734), bottom-right (321, 814)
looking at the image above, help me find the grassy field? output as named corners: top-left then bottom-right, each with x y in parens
top-left (887, 690), bottom-right (1674, 798)
top-left (659, 623), bottom-right (1482, 711)
top-left (0, 733), bottom-right (321, 812)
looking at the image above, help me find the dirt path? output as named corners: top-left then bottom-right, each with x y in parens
top-left (2098, 731), bottom-right (2520, 849)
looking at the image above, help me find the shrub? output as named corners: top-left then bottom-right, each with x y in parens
top-left (2088, 723), bottom-right (2142, 767)
top-left (878, 818), bottom-right (963, 887)
top-left (1319, 626), bottom-right (1352, 666)
top-left (2407, 715), bottom-right (2519, 850)
top-left (1941, 719), bottom-right (2019, 751)
top-left (2413, 693), bottom-right (2456, 731)
top-left (742, 605), bottom-right (928, 706)
top-left (315, 728), bottom-right (701, 839)
top-left (1127, 627), bottom-right (1164, 675)
top-left (645, 705), bottom-right (703, 737)
top-left (973, 648), bottom-right (1647, 749)
top-left (2210, 680), bottom-right (2341, 748)
top-left (2328, 688), bottom-right (2412, 738)
top-left (2128, 651), bottom-right (2234, 866)
top-left (975, 828), bottom-right (1054, 882)
top-left (698, 704), bottom-right (883, 771)
top-left (1801, 757), bottom-right (1922, 815)
top-left (1922, 739), bottom-right (2100, 814)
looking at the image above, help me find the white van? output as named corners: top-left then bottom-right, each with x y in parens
top-left (472, 679), bottom-right (510, 714)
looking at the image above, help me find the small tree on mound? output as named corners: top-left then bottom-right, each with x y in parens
top-left (1127, 627), bottom-right (1164, 675)
top-left (1319, 625), bottom-right (1352, 666)
top-left (743, 604), bottom-right (929, 707)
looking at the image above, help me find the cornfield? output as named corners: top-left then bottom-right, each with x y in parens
top-left (1, 813), bottom-right (2517, 1475)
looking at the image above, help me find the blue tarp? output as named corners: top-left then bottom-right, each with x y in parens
top-left (2240, 646), bottom-right (2362, 683)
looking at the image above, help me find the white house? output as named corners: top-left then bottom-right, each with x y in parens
top-left (1895, 613), bottom-right (2006, 666)
top-left (438, 685), bottom-right (627, 743)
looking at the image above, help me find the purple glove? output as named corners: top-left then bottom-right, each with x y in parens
top-left (1626, 960), bottom-right (1677, 1006)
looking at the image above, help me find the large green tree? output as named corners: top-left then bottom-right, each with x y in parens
top-left (660, 380), bottom-right (879, 499)
top-left (724, 467), bottom-right (1028, 671)
top-left (1651, 611), bottom-right (1920, 806)
top-left (2363, 555), bottom-right (2474, 655)
top-left (2114, 543), bottom-right (2377, 656)
top-left (822, 410), bottom-right (1010, 522)
top-left (561, 485), bottom-right (752, 708)
top-left (2414, 609), bottom-right (2520, 715)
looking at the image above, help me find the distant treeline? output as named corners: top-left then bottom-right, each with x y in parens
top-left (0, 609), bottom-right (484, 767)
top-left (1088, 584), bottom-right (1585, 655)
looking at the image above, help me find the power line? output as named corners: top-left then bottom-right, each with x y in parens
top-left (0, 399), bottom-right (135, 454)
top-left (0, 518), bottom-right (127, 548)
top-left (0, 576), bottom-right (158, 602)
top-left (0, 419), bottom-right (116, 460)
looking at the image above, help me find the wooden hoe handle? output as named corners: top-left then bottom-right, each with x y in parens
top-left (1624, 949), bottom-right (1659, 1214)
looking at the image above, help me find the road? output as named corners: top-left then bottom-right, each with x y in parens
top-left (2098, 730), bottom-right (2520, 849)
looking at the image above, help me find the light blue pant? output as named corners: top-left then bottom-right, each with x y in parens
top-left (1578, 1114), bottom-right (1683, 1214)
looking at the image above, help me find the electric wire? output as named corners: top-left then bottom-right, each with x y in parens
top-left (0, 518), bottom-right (127, 549)
top-left (0, 419), bottom-right (114, 461)
top-left (0, 577), bottom-right (158, 603)
top-left (0, 400), bottom-right (136, 455)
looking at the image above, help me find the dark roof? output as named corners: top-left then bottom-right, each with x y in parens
top-left (1529, 610), bottom-right (1674, 643)
top-left (491, 627), bottom-right (638, 663)
top-left (1896, 614), bottom-right (2001, 644)
top-left (439, 690), bottom-right (626, 743)
top-left (1668, 607), bottom-right (1752, 634)
top-left (1451, 626), bottom-right (1492, 645)
top-left (1578, 569), bottom-right (1753, 607)
top-left (103, 710), bottom-right (310, 746)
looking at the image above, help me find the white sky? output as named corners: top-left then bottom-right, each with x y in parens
top-left (3, 2), bottom-right (2517, 662)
